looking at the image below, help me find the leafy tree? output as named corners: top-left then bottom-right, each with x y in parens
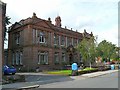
top-left (4, 16), bottom-right (11, 41)
top-left (77, 36), bottom-right (97, 68)
top-left (96, 40), bottom-right (117, 62)
top-left (110, 47), bottom-right (118, 60)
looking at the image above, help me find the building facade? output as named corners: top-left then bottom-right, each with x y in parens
top-left (4, 49), bottom-right (8, 65)
top-left (0, 0), bottom-right (6, 81)
top-left (8, 13), bottom-right (93, 71)
top-left (0, 0), bottom-right (6, 64)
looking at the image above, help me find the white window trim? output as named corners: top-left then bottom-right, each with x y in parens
top-left (59, 36), bottom-right (60, 45)
top-left (16, 33), bottom-right (20, 45)
top-left (20, 52), bottom-right (23, 65)
top-left (66, 37), bottom-right (67, 47)
top-left (40, 35), bottom-right (46, 43)
top-left (16, 52), bottom-right (19, 65)
top-left (62, 53), bottom-right (66, 62)
top-left (45, 53), bottom-right (48, 64)
top-left (36, 30), bottom-right (38, 44)
top-left (72, 38), bottom-right (73, 45)
top-left (38, 51), bottom-right (40, 64)
top-left (54, 53), bottom-right (59, 62)
top-left (38, 53), bottom-right (40, 64)
top-left (54, 34), bottom-right (59, 45)
top-left (12, 53), bottom-right (15, 65)
top-left (38, 52), bottom-right (48, 64)
top-left (61, 36), bottom-right (65, 46)
top-left (32, 29), bottom-right (35, 44)
top-left (77, 39), bottom-right (78, 45)
top-left (54, 35), bottom-right (57, 45)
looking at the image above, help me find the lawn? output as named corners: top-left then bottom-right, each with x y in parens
top-left (44, 67), bottom-right (98, 75)
top-left (44, 70), bottom-right (72, 75)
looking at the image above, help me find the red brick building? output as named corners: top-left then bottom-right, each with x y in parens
top-left (0, 0), bottom-right (6, 64)
top-left (8, 13), bottom-right (93, 71)
top-left (0, 1), bottom-right (6, 75)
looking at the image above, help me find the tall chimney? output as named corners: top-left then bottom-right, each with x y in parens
top-left (55, 16), bottom-right (61, 27)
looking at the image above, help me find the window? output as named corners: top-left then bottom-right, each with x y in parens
top-left (38, 53), bottom-right (40, 64)
top-left (39, 32), bottom-right (45, 43)
top-left (16, 51), bottom-right (19, 65)
top-left (61, 36), bottom-right (65, 46)
top-left (72, 38), bottom-right (73, 45)
top-left (38, 51), bottom-right (48, 65)
top-left (73, 39), bottom-right (77, 46)
top-left (62, 53), bottom-right (66, 62)
top-left (66, 37), bottom-right (67, 47)
top-left (36, 30), bottom-right (38, 43)
top-left (15, 33), bottom-right (20, 45)
top-left (54, 34), bottom-right (59, 45)
top-left (32, 29), bottom-right (35, 44)
top-left (54, 52), bottom-right (59, 64)
top-left (68, 38), bottom-right (72, 46)
top-left (15, 51), bottom-right (23, 65)
top-left (12, 52), bottom-right (15, 65)
top-left (78, 39), bottom-right (81, 44)
top-left (19, 51), bottom-right (23, 65)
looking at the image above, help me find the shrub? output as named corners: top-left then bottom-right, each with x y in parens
top-left (98, 66), bottom-right (111, 71)
top-left (78, 68), bottom-right (98, 75)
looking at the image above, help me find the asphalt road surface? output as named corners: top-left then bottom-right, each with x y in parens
top-left (37, 72), bottom-right (119, 88)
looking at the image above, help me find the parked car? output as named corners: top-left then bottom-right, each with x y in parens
top-left (3, 65), bottom-right (16, 75)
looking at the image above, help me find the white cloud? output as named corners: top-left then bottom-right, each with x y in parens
top-left (95, 26), bottom-right (118, 46)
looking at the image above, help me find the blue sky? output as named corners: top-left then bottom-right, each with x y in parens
top-left (3, 0), bottom-right (119, 48)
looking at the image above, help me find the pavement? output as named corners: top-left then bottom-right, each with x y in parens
top-left (1, 70), bottom-right (119, 90)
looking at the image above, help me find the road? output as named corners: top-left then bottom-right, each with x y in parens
top-left (37, 72), bottom-right (118, 88)
top-left (2, 70), bottom-right (119, 90)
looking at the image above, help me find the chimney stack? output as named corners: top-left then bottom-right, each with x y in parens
top-left (55, 16), bottom-right (61, 27)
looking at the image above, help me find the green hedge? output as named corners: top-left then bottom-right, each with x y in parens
top-left (78, 68), bottom-right (98, 75)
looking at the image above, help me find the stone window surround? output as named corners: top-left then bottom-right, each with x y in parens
top-left (38, 51), bottom-right (48, 65)
top-left (54, 52), bottom-right (59, 64)
top-left (12, 50), bottom-right (23, 65)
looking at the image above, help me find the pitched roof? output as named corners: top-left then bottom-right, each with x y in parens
top-left (9, 13), bottom-right (93, 39)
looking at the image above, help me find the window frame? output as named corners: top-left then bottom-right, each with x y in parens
top-left (54, 52), bottom-right (59, 64)
top-left (39, 32), bottom-right (46, 43)
top-left (61, 36), bottom-right (65, 46)
top-left (38, 51), bottom-right (48, 65)
top-left (54, 34), bottom-right (59, 45)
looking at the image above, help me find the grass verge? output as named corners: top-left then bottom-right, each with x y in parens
top-left (44, 67), bottom-right (98, 75)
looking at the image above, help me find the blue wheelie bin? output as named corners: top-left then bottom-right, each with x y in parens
top-left (110, 65), bottom-right (115, 70)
